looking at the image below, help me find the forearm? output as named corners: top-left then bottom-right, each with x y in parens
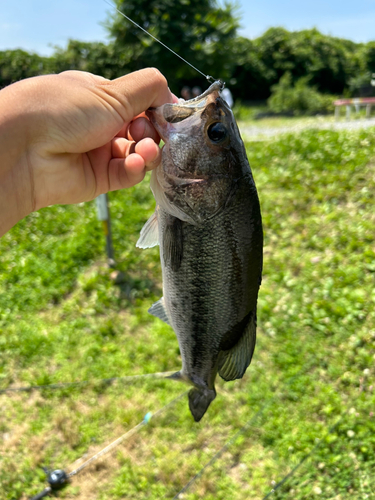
top-left (0, 84), bottom-right (34, 237)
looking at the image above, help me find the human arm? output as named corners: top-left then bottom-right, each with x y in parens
top-left (0, 68), bottom-right (175, 236)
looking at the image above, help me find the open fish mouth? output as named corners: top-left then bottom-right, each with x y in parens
top-left (146, 81), bottom-right (228, 142)
top-left (176, 80), bottom-right (225, 106)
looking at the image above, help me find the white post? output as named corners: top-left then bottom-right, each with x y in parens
top-left (353, 98), bottom-right (360, 114)
top-left (96, 193), bottom-right (115, 265)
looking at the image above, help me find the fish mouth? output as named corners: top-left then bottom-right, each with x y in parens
top-left (177, 80), bottom-right (224, 106)
top-left (146, 80), bottom-right (226, 141)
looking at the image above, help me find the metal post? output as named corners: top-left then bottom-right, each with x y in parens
top-left (95, 193), bottom-right (115, 266)
top-left (346, 105), bottom-right (351, 120)
top-left (335, 106), bottom-right (340, 121)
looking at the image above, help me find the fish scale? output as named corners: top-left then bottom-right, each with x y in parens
top-left (161, 176), bottom-right (261, 356)
top-left (137, 82), bottom-right (263, 421)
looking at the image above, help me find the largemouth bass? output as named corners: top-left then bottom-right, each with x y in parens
top-left (137, 82), bottom-right (263, 421)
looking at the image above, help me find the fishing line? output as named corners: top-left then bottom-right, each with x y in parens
top-left (68, 390), bottom-right (188, 478)
top-left (103, 0), bottom-right (218, 84)
top-left (172, 366), bottom-right (365, 500)
top-left (260, 384), bottom-right (366, 499)
top-left (171, 365), bottom-right (317, 499)
top-left (29, 390), bottom-right (188, 500)
top-left (0, 371), bottom-right (177, 395)
top-left (171, 399), bottom-right (273, 500)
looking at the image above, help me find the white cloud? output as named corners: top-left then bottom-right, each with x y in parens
top-left (0, 23), bottom-right (21, 31)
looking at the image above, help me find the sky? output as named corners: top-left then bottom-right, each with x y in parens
top-left (0, 0), bottom-right (374, 56)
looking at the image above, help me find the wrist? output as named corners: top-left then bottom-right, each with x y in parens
top-left (0, 83), bottom-right (35, 236)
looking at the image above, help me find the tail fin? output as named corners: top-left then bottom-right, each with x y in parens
top-left (166, 371), bottom-right (216, 421)
top-left (188, 387), bottom-right (216, 422)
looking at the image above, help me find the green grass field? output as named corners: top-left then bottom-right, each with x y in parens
top-left (1, 125), bottom-right (374, 500)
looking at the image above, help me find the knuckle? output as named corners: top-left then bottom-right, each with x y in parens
top-left (147, 67), bottom-right (168, 87)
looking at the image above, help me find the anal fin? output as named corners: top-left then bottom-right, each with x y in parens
top-left (148, 297), bottom-right (171, 326)
top-left (218, 311), bottom-right (257, 381)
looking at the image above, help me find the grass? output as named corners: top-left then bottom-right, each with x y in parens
top-left (1, 124), bottom-right (375, 500)
top-left (233, 102), bottom-right (375, 135)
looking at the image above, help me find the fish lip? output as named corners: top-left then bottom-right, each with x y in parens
top-left (181, 80), bottom-right (224, 105)
top-left (170, 80), bottom-right (223, 111)
top-left (146, 80), bottom-right (227, 141)
top-left (146, 107), bottom-right (168, 141)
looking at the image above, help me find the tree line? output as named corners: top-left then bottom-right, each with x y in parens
top-left (1, 0), bottom-right (374, 100)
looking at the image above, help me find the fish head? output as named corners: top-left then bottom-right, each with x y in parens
top-left (147, 82), bottom-right (251, 223)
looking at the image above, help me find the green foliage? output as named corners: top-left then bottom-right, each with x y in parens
top-left (1, 125), bottom-right (375, 499)
top-left (365, 41), bottom-right (375, 73)
top-left (268, 72), bottom-right (336, 115)
top-left (348, 71), bottom-right (373, 94)
top-left (106, 0), bottom-right (240, 93)
top-left (232, 99), bottom-right (266, 121)
top-left (225, 36), bottom-right (272, 100)
top-left (231, 27), bottom-right (363, 99)
top-left (0, 49), bottom-right (50, 88)
top-left (50, 40), bottom-right (122, 79)
top-left (0, 6), bottom-right (374, 100)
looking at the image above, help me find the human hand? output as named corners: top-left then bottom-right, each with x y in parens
top-left (0, 68), bottom-right (176, 235)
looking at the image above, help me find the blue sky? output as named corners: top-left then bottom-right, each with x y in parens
top-left (0, 0), bottom-right (374, 56)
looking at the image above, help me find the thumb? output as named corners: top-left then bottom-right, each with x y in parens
top-left (101, 68), bottom-right (175, 122)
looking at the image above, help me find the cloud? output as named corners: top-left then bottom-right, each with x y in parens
top-left (0, 23), bottom-right (21, 31)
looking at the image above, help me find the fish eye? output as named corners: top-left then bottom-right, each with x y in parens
top-left (207, 122), bottom-right (227, 143)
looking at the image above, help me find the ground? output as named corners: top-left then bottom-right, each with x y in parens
top-left (1, 117), bottom-right (375, 500)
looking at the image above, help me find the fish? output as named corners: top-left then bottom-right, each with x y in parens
top-left (136, 81), bottom-right (263, 421)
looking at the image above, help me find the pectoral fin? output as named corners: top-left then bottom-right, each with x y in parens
top-left (218, 311), bottom-right (257, 381)
top-left (136, 212), bottom-right (159, 248)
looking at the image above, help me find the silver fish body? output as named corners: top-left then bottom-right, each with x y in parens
top-left (137, 82), bottom-right (263, 421)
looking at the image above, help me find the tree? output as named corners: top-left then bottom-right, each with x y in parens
top-left (0, 50), bottom-right (48, 88)
top-left (105, 0), bottom-right (239, 93)
top-left (364, 42), bottom-right (375, 73)
top-left (291, 29), bottom-right (360, 94)
top-left (268, 72), bottom-right (335, 115)
top-left (229, 37), bottom-right (274, 100)
top-left (252, 28), bottom-right (360, 96)
top-left (49, 40), bottom-right (122, 79)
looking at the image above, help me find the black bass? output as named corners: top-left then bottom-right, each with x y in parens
top-left (137, 82), bottom-right (263, 421)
